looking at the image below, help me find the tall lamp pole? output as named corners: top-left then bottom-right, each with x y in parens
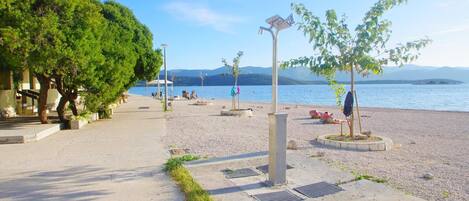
top-left (162, 44), bottom-right (168, 112)
top-left (259, 14), bottom-right (294, 186)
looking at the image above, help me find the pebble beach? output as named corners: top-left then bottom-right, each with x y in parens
top-left (163, 99), bottom-right (469, 201)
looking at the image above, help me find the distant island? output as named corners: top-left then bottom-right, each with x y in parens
top-left (411, 79), bottom-right (463, 85)
top-left (135, 74), bottom-right (464, 86)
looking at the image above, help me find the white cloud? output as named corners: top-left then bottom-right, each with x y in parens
top-left (435, 0), bottom-right (469, 8)
top-left (430, 21), bottom-right (469, 36)
top-left (164, 1), bottom-right (243, 33)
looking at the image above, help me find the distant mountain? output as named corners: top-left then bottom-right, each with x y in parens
top-left (161, 65), bottom-right (469, 83)
top-left (169, 74), bottom-right (325, 86)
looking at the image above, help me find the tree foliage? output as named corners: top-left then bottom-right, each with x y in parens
top-left (283, 0), bottom-right (431, 107)
top-left (0, 0), bottom-right (162, 123)
top-left (222, 51), bottom-right (244, 85)
top-left (222, 51), bottom-right (244, 110)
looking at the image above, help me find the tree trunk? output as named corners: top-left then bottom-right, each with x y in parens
top-left (57, 96), bottom-right (68, 123)
top-left (234, 78), bottom-right (238, 110)
top-left (69, 99), bottom-right (78, 116)
top-left (55, 76), bottom-right (79, 122)
top-left (349, 64), bottom-right (355, 138)
top-left (36, 74), bottom-right (50, 124)
top-left (232, 96), bottom-right (235, 110)
top-left (237, 94), bottom-right (240, 110)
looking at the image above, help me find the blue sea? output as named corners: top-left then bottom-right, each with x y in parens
top-left (129, 84), bottom-right (469, 112)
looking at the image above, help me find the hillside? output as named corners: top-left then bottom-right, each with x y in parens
top-left (137, 74), bottom-right (462, 86)
top-left (169, 74), bottom-right (325, 86)
top-left (161, 65), bottom-right (469, 83)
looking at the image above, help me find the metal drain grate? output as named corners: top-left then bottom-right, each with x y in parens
top-left (293, 182), bottom-right (343, 198)
top-left (255, 164), bottom-right (294, 174)
top-left (252, 190), bottom-right (303, 201)
top-left (138, 106), bottom-right (150, 109)
top-left (222, 168), bottom-right (260, 179)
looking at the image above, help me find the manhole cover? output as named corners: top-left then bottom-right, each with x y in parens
top-left (256, 164), bottom-right (294, 174)
top-left (252, 190), bottom-right (303, 201)
top-left (222, 168), bottom-right (260, 179)
top-left (138, 106), bottom-right (150, 109)
top-left (293, 182), bottom-right (343, 198)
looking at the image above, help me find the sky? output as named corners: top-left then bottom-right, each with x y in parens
top-left (115, 0), bottom-right (469, 69)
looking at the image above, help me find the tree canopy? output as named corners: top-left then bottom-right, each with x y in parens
top-left (283, 0), bottom-right (431, 137)
top-left (283, 0), bottom-right (431, 106)
top-left (0, 0), bottom-right (162, 123)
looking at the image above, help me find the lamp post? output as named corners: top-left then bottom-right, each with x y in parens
top-left (259, 14), bottom-right (294, 186)
top-left (162, 44), bottom-right (168, 112)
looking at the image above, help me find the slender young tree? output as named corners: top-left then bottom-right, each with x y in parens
top-left (222, 51), bottom-right (243, 110)
top-left (283, 0), bottom-right (431, 137)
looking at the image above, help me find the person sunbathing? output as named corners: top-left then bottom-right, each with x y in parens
top-left (320, 112), bottom-right (340, 124)
top-left (309, 110), bottom-right (322, 119)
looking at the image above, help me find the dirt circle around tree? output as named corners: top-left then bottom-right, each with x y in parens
top-left (317, 134), bottom-right (393, 151)
top-left (220, 109), bottom-right (254, 117)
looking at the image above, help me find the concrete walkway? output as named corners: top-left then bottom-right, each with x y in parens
top-left (0, 116), bottom-right (62, 144)
top-left (187, 151), bottom-right (425, 201)
top-left (0, 95), bottom-right (183, 201)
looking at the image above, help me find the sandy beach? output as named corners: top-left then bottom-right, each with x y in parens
top-left (163, 98), bottom-right (469, 201)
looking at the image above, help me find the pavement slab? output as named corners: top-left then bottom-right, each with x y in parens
top-left (0, 95), bottom-right (183, 201)
top-left (187, 151), bottom-right (425, 201)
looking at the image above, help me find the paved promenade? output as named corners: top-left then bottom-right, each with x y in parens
top-left (0, 95), bottom-right (183, 201)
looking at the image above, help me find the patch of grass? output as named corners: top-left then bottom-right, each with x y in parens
top-left (441, 190), bottom-right (450, 199)
top-left (170, 166), bottom-right (212, 201)
top-left (221, 169), bottom-right (234, 174)
top-left (352, 172), bottom-right (387, 183)
top-left (164, 155), bottom-right (200, 171)
top-left (164, 155), bottom-right (212, 201)
top-left (326, 135), bottom-right (381, 142)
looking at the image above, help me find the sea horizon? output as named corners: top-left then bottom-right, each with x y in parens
top-left (129, 83), bottom-right (469, 112)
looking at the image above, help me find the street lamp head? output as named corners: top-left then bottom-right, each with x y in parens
top-left (265, 15), bottom-right (282, 26)
top-left (264, 14), bottom-right (294, 31)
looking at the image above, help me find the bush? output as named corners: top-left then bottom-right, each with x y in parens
top-left (164, 155), bottom-right (200, 171)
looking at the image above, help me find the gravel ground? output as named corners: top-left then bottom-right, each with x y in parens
top-left (163, 99), bottom-right (469, 201)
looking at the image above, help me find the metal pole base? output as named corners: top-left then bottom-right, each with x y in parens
top-left (267, 112), bottom-right (288, 186)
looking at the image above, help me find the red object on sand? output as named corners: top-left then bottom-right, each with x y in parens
top-left (309, 110), bottom-right (321, 119)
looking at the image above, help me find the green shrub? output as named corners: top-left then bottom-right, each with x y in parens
top-left (164, 155), bottom-right (200, 171)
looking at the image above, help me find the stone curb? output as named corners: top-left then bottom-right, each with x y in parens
top-left (316, 134), bottom-right (393, 151)
top-left (220, 109), bottom-right (254, 117)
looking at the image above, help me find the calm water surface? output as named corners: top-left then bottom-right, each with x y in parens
top-left (129, 84), bottom-right (469, 112)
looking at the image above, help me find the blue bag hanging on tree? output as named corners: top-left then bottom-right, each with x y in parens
top-left (343, 91), bottom-right (354, 117)
top-left (230, 86), bottom-right (236, 96)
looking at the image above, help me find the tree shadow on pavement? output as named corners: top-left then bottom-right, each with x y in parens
top-left (0, 165), bottom-right (161, 201)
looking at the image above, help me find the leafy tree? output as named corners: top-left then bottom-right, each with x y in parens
top-left (42, 0), bottom-right (106, 122)
top-left (1, 0), bottom-right (162, 123)
top-left (132, 23), bottom-right (163, 83)
top-left (283, 0), bottom-right (431, 137)
top-left (222, 51), bottom-right (243, 110)
top-left (0, 0), bottom-right (63, 123)
top-left (83, 1), bottom-right (162, 115)
top-left (0, 0), bottom-right (33, 77)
